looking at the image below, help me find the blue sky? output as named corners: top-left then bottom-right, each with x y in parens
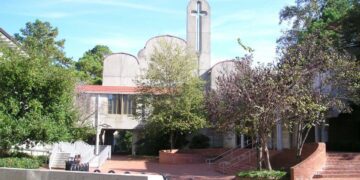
top-left (0, 0), bottom-right (294, 65)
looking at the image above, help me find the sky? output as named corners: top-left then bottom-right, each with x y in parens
top-left (0, 0), bottom-right (295, 65)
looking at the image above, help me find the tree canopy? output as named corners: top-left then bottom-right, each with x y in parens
top-left (279, 0), bottom-right (360, 59)
top-left (207, 55), bottom-right (284, 170)
top-left (76, 45), bottom-right (112, 85)
top-left (276, 0), bottom-right (360, 160)
top-left (137, 40), bottom-right (207, 149)
top-left (14, 19), bottom-right (73, 67)
top-left (0, 20), bottom-right (92, 154)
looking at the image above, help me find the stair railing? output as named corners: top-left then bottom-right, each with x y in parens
top-left (206, 139), bottom-right (253, 165)
top-left (219, 148), bottom-right (257, 174)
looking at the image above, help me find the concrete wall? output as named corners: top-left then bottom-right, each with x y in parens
top-left (210, 61), bottom-right (236, 90)
top-left (98, 94), bottom-right (141, 129)
top-left (103, 53), bottom-right (140, 87)
top-left (0, 168), bottom-right (163, 180)
top-left (80, 94), bottom-right (142, 130)
top-left (137, 35), bottom-right (187, 75)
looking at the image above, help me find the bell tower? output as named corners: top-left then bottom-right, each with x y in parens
top-left (187, 0), bottom-right (211, 76)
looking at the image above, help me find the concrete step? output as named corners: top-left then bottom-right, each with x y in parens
top-left (326, 160), bottom-right (360, 164)
top-left (314, 153), bottom-right (360, 179)
top-left (326, 162), bottom-right (360, 166)
top-left (326, 156), bottom-right (360, 158)
top-left (320, 170), bottom-right (360, 174)
top-left (314, 178), bottom-right (360, 180)
top-left (326, 158), bottom-right (360, 160)
top-left (325, 167), bottom-right (360, 170)
top-left (327, 152), bottom-right (360, 156)
top-left (314, 173), bottom-right (360, 178)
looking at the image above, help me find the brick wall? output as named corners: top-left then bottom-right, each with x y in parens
top-left (0, 167), bottom-right (162, 180)
top-left (159, 148), bottom-right (228, 164)
top-left (290, 143), bottom-right (326, 180)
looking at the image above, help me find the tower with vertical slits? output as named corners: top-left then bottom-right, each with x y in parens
top-left (187, 0), bottom-right (211, 76)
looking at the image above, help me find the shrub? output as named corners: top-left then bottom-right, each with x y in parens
top-left (237, 170), bottom-right (287, 180)
top-left (189, 134), bottom-right (210, 149)
top-left (36, 155), bottom-right (49, 165)
top-left (0, 157), bottom-right (41, 169)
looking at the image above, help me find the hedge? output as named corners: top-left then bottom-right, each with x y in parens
top-left (0, 157), bottom-right (43, 169)
top-left (237, 170), bottom-right (287, 180)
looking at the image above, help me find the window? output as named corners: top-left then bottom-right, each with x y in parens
top-left (108, 94), bottom-right (136, 115)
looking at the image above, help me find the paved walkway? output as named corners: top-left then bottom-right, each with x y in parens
top-left (91, 155), bottom-right (235, 180)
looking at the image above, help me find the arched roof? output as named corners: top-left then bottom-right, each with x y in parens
top-left (104, 52), bottom-right (139, 64)
top-left (137, 35), bottom-right (187, 58)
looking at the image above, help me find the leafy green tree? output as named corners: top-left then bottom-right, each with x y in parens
top-left (279, 0), bottom-right (360, 58)
top-left (137, 40), bottom-right (207, 150)
top-left (278, 33), bottom-right (358, 160)
top-left (76, 45), bottom-right (112, 85)
top-left (14, 19), bottom-right (73, 67)
top-left (0, 21), bottom-right (92, 154)
top-left (279, 1), bottom-right (360, 159)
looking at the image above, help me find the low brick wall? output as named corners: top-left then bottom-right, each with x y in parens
top-left (290, 143), bottom-right (326, 180)
top-left (179, 148), bottom-right (228, 157)
top-left (0, 167), bottom-right (163, 180)
top-left (159, 149), bottom-right (205, 164)
top-left (159, 148), bottom-right (227, 164)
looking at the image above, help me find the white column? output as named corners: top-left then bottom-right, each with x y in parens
top-left (321, 124), bottom-right (327, 142)
top-left (315, 124), bottom-right (319, 142)
top-left (240, 134), bottom-right (245, 148)
top-left (276, 120), bottom-right (283, 150)
top-left (223, 132), bottom-right (236, 148)
top-left (131, 131), bottom-right (138, 156)
top-left (95, 94), bottom-right (100, 155)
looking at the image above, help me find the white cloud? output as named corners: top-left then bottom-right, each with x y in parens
top-left (38, 12), bottom-right (70, 18)
top-left (212, 11), bottom-right (256, 29)
top-left (74, 35), bottom-right (145, 55)
top-left (43, 0), bottom-right (181, 15)
top-left (249, 41), bottom-right (278, 65)
top-left (6, 11), bottom-right (72, 19)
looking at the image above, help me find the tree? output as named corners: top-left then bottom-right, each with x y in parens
top-left (76, 45), bottom-right (112, 85)
top-left (279, 33), bottom-right (359, 160)
top-left (207, 54), bottom-right (286, 170)
top-left (0, 22), bottom-right (91, 154)
top-left (279, 0), bottom-right (360, 159)
top-left (279, 0), bottom-right (360, 58)
top-left (136, 40), bottom-right (207, 150)
top-left (14, 19), bottom-right (73, 67)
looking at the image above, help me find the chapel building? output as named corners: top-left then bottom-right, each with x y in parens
top-left (77, 0), bottom-right (328, 155)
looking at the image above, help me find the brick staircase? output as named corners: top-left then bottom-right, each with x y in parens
top-left (314, 152), bottom-right (360, 179)
top-left (213, 148), bottom-right (257, 175)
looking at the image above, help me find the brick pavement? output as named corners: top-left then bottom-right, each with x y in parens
top-left (90, 156), bottom-right (235, 180)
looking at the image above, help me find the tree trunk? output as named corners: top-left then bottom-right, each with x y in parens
top-left (263, 141), bottom-right (272, 170)
top-left (297, 124), bottom-right (313, 162)
top-left (296, 122), bottom-right (302, 162)
top-left (256, 146), bottom-right (263, 170)
top-left (257, 143), bottom-right (263, 170)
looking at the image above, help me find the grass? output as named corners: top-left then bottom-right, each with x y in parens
top-left (237, 170), bottom-right (287, 179)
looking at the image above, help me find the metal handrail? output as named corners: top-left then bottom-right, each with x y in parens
top-left (206, 139), bottom-right (253, 164)
top-left (220, 149), bottom-right (257, 174)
